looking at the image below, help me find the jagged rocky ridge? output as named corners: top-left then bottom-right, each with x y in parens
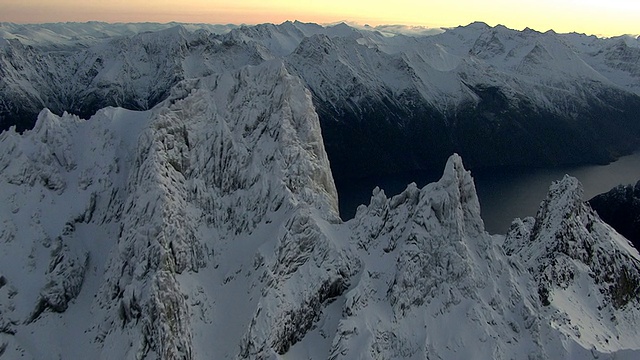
top-left (0, 61), bottom-right (354, 359)
top-left (2, 21), bottom-right (640, 180)
top-left (1, 58), bottom-right (640, 359)
top-left (505, 177), bottom-right (640, 350)
top-left (589, 181), bottom-right (640, 250)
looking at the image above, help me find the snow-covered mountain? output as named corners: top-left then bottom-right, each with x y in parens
top-left (1, 55), bottom-right (640, 359)
top-left (286, 22), bottom-right (640, 179)
top-left (2, 21), bottom-right (640, 180)
top-left (0, 60), bottom-right (350, 359)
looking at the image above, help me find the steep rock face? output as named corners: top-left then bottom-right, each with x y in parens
top-left (239, 208), bottom-right (358, 359)
top-left (505, 176), bottom-right (640, 352)
top-left (0, 106), bottom-right (149, 359)
top-left (284, 156), bottom-right (640, 360)
top-left (589, 181), bottom-right (640, 249)
top-left (98, 60), bottom-right (355, 359)
top-left (0, 40), bottom-right (66, 132)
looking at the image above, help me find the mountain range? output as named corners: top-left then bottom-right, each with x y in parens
top-left (1, 21), bottom-right (640, 359)
top-left (2, 21), bottom-right (640, 180)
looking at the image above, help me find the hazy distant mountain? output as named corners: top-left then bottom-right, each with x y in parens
top-left (0, 21), bottom-right (238, 49)
top-left (1, 22), bottom-right (640, 359)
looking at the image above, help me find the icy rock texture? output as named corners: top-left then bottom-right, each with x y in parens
top-left (351, 154), bottom-right (487, 313)
top-left (332, 155), bottom-right (545, 359)
top-left (0, 103), bottom-right (151, 358)
top-left (36, 231), bottom-right (90, 315)
top-left (86, 60), bottom-right (350, 359)
top-left (0, 109), bottom-right (81, 191)
top-left (2, 103), bottom-right (640, 358)
top-left (239, 208), bottom-right (357, 358)
top-left (303, 157), bottom-right (640, 360)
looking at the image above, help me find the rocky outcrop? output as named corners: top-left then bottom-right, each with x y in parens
top-left (506, 176), bottom-right (640, 308)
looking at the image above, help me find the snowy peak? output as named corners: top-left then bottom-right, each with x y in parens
top-left (335, 155), bottom-right (539, 358)
top-left (529, 175), bottom-right (586, 244)
top-left (335, 158), bottom-right (640, 359)
top-left (224, 23), bottom-right (305, 57)
top-left (352, 153), bottom-right (483, 250)
top-left (438, 153), bottom-right (485, 234)
top-left (349, 154), bottom-right (490, 321)
top-left (505, 175), bottom-right (640, 351)
top-left (603, 37), bottom-right (640, 79)
top-left (220, 20), bottom-right (374, 58)
top-left (0, 109), bottom-right (83, 192)
top-left (469, 28), bottom-right (506, 59)
top-left (0, 59), bottom-right (349, 359)
top-left (107, 60), bottom-right (347, 358)
top-left (455, 23), bottom-right (604, 82)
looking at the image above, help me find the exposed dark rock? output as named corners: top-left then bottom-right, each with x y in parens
top-left (589, 180), bottom-right (640, 250)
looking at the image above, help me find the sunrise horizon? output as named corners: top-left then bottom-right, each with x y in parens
top-left (1, 0), bottom-right (639, 38)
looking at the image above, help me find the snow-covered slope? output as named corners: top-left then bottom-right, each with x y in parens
top-left (320, 157), bottom-right (640, 360)
top-left (1, 55), bottom-right (640, 359)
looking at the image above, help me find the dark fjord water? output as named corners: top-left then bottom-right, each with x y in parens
top-left (337, 152), bottom-right (640, 234)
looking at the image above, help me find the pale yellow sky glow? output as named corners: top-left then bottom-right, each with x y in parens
top-left (1, 0), bottom-right (638, 37)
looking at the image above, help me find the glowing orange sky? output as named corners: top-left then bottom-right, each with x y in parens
top-left (1, 0), bottom-right (638, 37)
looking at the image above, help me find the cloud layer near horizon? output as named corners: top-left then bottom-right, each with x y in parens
top-left (1, 0), bottom-right (638, 37)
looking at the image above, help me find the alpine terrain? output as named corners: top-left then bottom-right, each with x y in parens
top-left (0, 22), bottom-right (639, 360)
